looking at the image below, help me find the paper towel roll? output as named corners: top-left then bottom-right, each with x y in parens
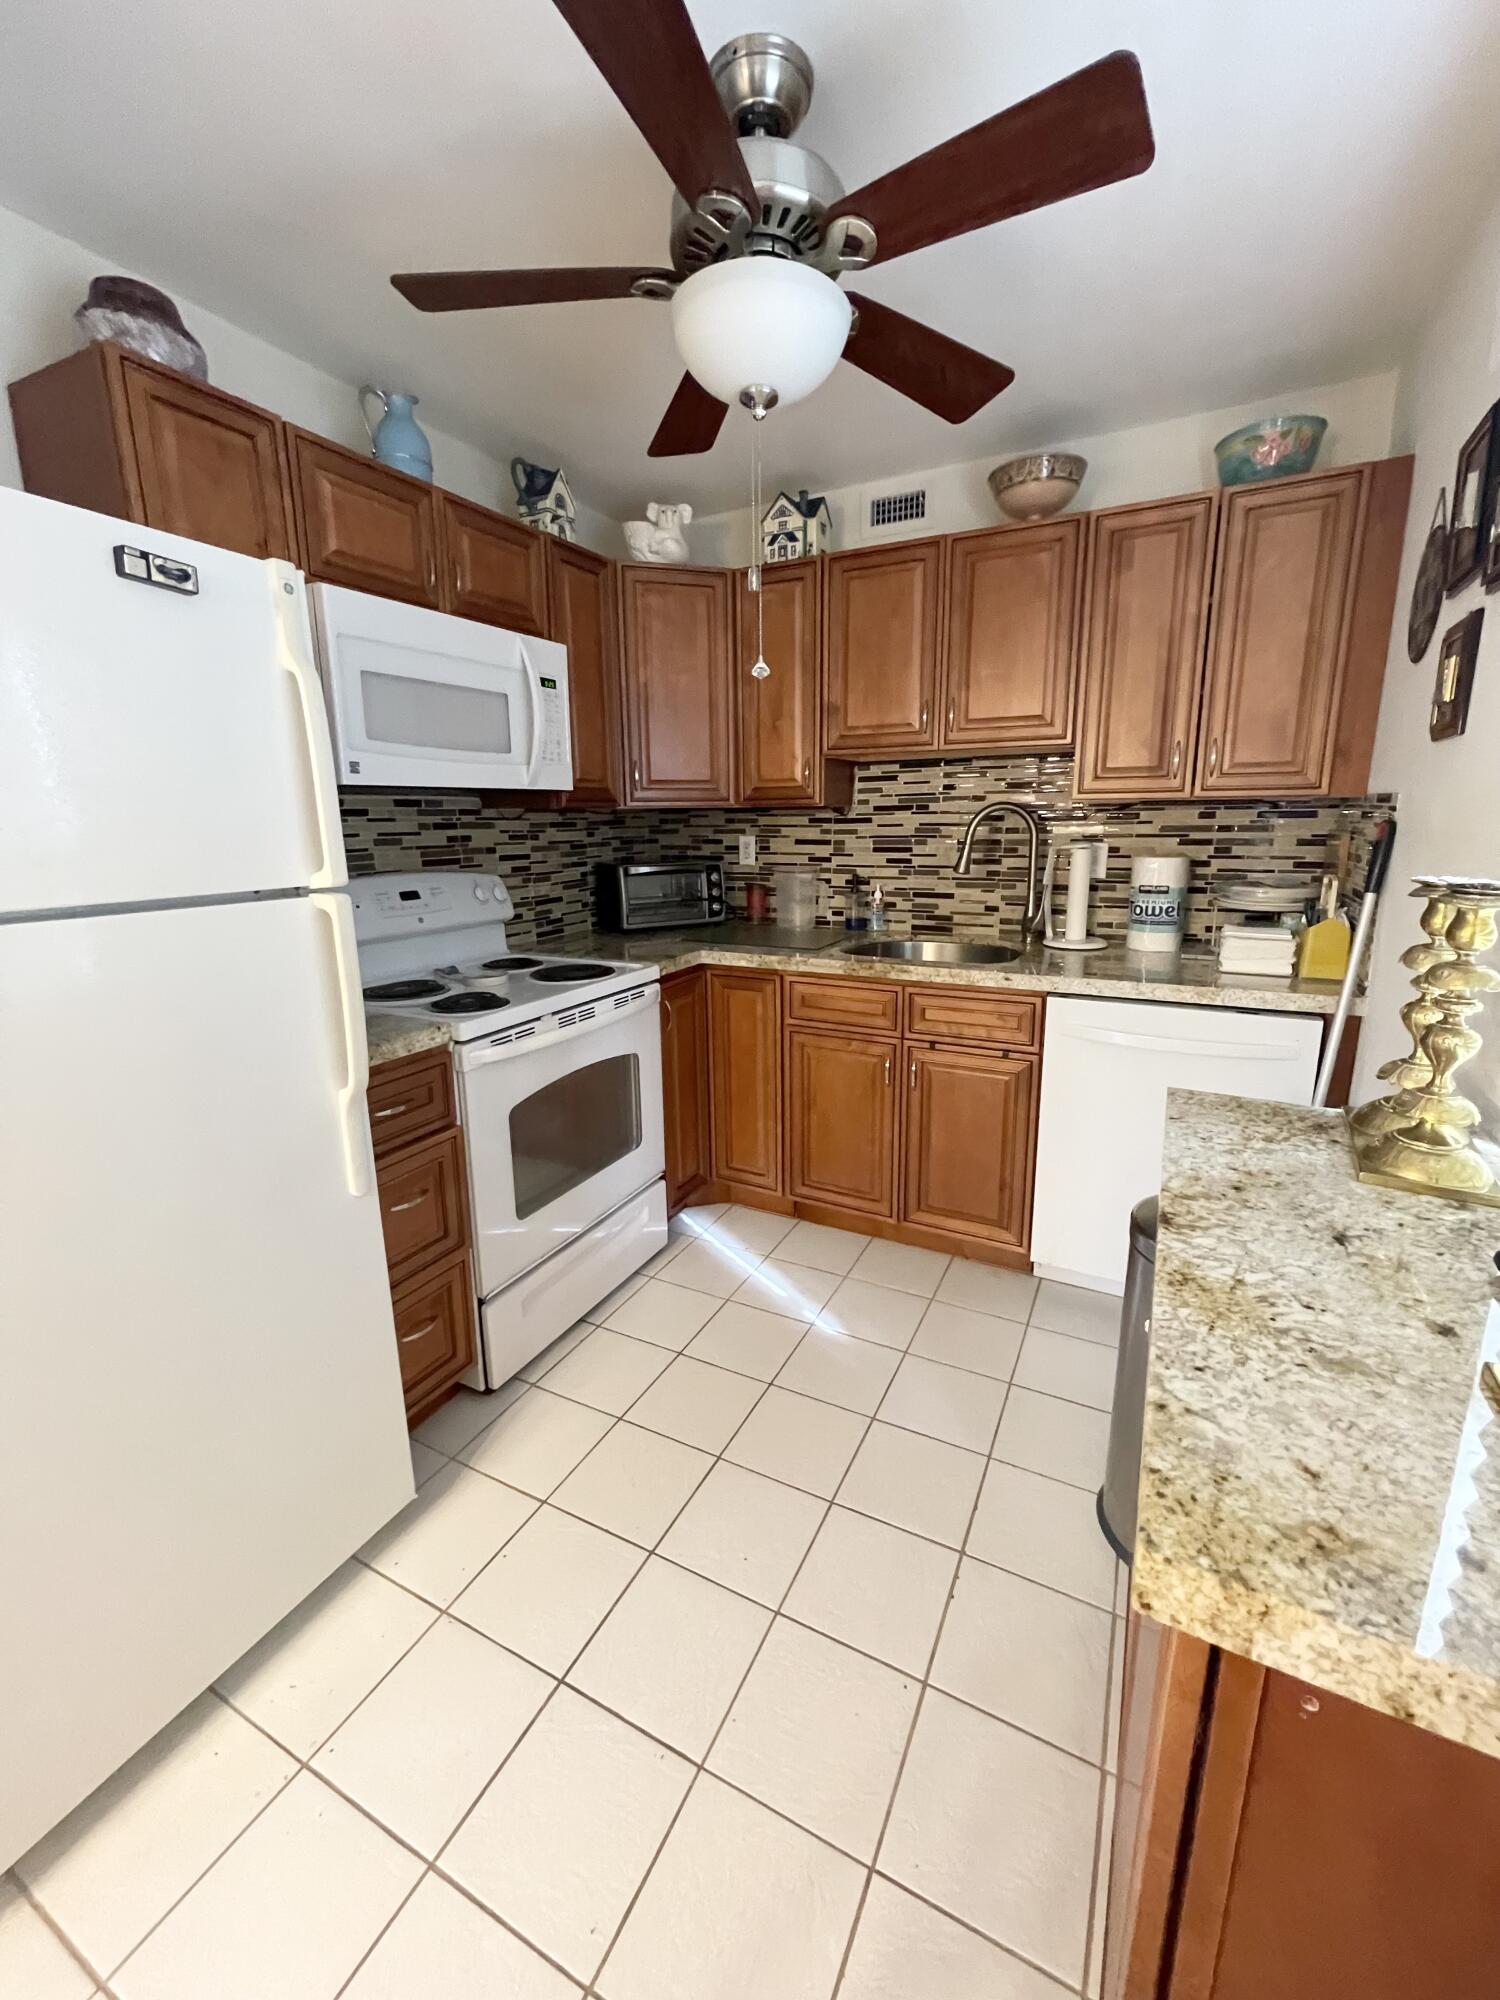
top-left (1064, 844), bottom-right (1094, 943)
top-left (1127, 854), bottom-right (1189, 952)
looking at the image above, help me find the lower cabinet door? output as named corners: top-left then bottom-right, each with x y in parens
top-left (661, 968), bottom-right (712, 1212)
top-left (391, 1250), bottom-right (476, 1421)
top-left (903, 1045), bottom-right (1037, 1249)
top-left (787, 1028), bottom-right (898, 1218)
top-left (708, 969), bottom-right (782, 1192)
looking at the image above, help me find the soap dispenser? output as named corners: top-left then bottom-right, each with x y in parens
top-left (844, 872), bottom-right (870, 932)
top-left (868, 883), bottom-right (888, 934)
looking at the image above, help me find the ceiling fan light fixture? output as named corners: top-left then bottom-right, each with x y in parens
top-left (669, 257), bottom-right (851, 410)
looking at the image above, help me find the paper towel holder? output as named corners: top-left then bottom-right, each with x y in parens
top-left (1043, 833), bottom-right (1108, 953)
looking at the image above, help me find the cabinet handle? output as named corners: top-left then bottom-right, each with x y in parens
top-left (802, 760), bottom-right (811, 788)
top-left (1170, 738), bottom-right (1182, 779)
top-left (909, 1056), bottom-right (918, 1089)
top-left (426, 550), bottom-right (437, 595)
top-left (388, 1191), bottom-right (429, 1214)
top-left (453, 560), bottom-right (463, 599)
top-left (920, 700), bottom-right (930, 733)
top-left (372, 1103), bottom-right (411, 1120)
top-left (399, 1320), bottom-right (439, 1344)
top-left (884, 1053), bottom-right (892, 1087)
top-left (632, 760), bottom-right (642, 788)
top-left (662, 999), bottom-right (673, 1030)
top-left (1208, 736), bottom-right (1220, 777)
top-left (946, 698), bottom-right (956, 734)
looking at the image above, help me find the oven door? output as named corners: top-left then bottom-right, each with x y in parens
top-left (457, 984), bottom-right (665, 1296)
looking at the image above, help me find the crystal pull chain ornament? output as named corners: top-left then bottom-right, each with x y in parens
top-left (745, 388), bottom-right (772, 679)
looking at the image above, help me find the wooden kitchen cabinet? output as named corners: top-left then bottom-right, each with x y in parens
top-left (546, 538), bottom-right (623, 805)
top-left (942, 517), bottom-right (1081, 749)
top-left (661, 968), bottom-right (712, 1213)
top-left (823, 539), bottom-right (944, 754)
top-left (736, 558), bottom-right (822, 805)
top-left (1074, 494), bottom-right (1217, 798)
top-left (440, 494), bottom-right (548, 633)
top-left (787, 1027), bottom-right (899, 1217)
top-left (289, 429), bottom-right (441, 606)
top-left (902, 1043), bottom-right (1037, 1251)
top-left (620, 564), bottom-right (735, 804)
top-left (708, 968), bottom-right (783, 1195)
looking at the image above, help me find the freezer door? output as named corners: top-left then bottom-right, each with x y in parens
top-left (0, 487), bottom-right (345, 914)
top-left (0, 894), bottom-right (412, 1867)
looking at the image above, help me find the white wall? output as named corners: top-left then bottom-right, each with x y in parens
top-left (689, 370), bottom-right (1399, 565)
top-left (0, 202), bottom-right (623, 555)
top-left (1356, 189), bottom-right (1500, 1129)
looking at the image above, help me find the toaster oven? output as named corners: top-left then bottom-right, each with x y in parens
top-left (595, 861), bottom-right (726, 931)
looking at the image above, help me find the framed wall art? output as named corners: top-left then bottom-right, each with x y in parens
top-left (1431, 606), bottom-right (1483, 739)
top-left (1445, 406), bottom-right (1497, 593)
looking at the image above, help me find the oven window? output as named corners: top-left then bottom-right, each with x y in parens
top-left (632, 871), bottom-right (707, 907)
top-left (509, 1054), bottom-right (642, 1219)
top-left (361, 669), bottom-right (514, 755)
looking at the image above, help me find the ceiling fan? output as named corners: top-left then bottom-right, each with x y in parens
top-left (390, 2), bottom-right (1154, 456)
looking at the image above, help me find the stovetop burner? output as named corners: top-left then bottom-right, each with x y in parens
top-left (430, 991), bottom-right (510, 1015)
top-left (481, 956), bottom-right (545, 971)
top-left (529, 963), bottom-right (617, 984)
top-left (363, 978), bottom-right (448, 1002)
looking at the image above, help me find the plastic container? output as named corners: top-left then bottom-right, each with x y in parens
top-left (777, 869), bottom-right (818, 930)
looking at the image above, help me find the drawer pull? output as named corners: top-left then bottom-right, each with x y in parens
top-left (372, 1103), bottom-right (412, 1120)
top-left (399, 1319), bottom-right (440, 1344)
top-left (388, 1192), bottom-right (429, 1214)
top-left (884, 1053), bottom-right (892, 1087)
top-left (910, 1056), bottom-right (917, 1089)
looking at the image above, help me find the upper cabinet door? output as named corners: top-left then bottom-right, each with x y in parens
top-left (1196, 470), bottom-right (1364, 797)
top-left (546, 539), bottom-right (622, 806)
top-left (737, 558), bottom-right (821, 805)
top-left (619, 564), bottom-right (734, 805)
top-left (1074, 495), bottom-right (1217, 799)
top-left (123, 364), bottom-right (293, 561)
top-left (289, 431), bottom-right (440, 607)
top-left (942, 517), bottom-right (1081, 749)
top-left (824, 539), bottom-right (943, 754)
top-left (441, 497), bottom-right (548, 634)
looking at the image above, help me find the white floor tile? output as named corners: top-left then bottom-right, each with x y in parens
top-left (451, 1505), bottom-right (644, 1674)
top-left (708, 1619), bottom-right (918, 1861)
top-left (1030, 1281), bottom-right (1122, 1347)
top-left (586, 1271), bottom-right (650, 1323)
top-left (413, 1381), bottom-right (525, 1457)
top-left (517, 1317), bottom-right (595, 1382)
top-left (662, 1235), bottom-right (762, 1298)
top-left (815, 1276), bottom-right (927, 1350)
top-left (442, 1687), bottom-right (691, 1985)
top-left (992, 1388), bottom-right (1111, 1492)
top-left (775, 1325), bottom-right (901, 1415)
top-left (849, 1239), bottom-right (950, 1297)
top-left (17, 1691), bottom-right (295, 1978)
top-left (1088, 1775), bottom-right (1115, 2000)
top-left (550, 1423), bottom-right (713, 1548)
top-left (109, 1771), bottom-right (423, 2000)
top-left (878, 1353), bottom-right (1008, 1451)
top-left (0, 1879), bottom-right (97, 1999)
top-left (723, 1386), bottom-right (868, 1498)
top-left (625, 1354), bottom-right (764, 1452)
top-left (837, 1423), bottom-right (986, 1548)
top-left (1013, 1329), bottom-right (1116, 1413)
top-left (841, 1875), bottom-right (1069, 2000)
top-left (342, 1872), bottom-right (580, 1999)
top-left (776, 1219), bottom-right (871, 1274)
top-left (539, 1327), bottom-right (673, 1416)
top-left (708, 1203), bottom-right (797, 1258)
top-left (217, 1560), bottom-right (435, 1758)
top-left (672, 1200), bottom-right (729, 1238)
top-left (784, 1508), bottom-right (956, 1675)
top-left (967, 1464), bottom-right (1118, 1610)
top-left (932, 1561), bottom-right (1111, 1761)
top-left (359, 1460), bottom-right (536, 1607)
top-left (1105, 1619), bottom-right (1125, 1774)
top-left (911, 1301), bottom-right (1025, 1381)
top-left (460, 1387), bottom-right (613, 1499)
top-left (409, 1438), bottom-right (446, 1487)
top-left (733, 1257), bottom-right (842, 1322)
top-left (880, 1692), bottom-right (1096, 1988)
top-left (312, 1617), bottom-right (551, 1857)
top-left (685, 1300), bottom-right (808, 1379)
top-left (568, 1558), bottom-right (770, 1759)
top-left (659, 1461), bottom-right (825, 1607)
top-left (637, 1236), bottom-right (690, 1277)
top-left (935, 1259), bottom-right (1039, 1325)
top-left (602, 1278), bottom-right (720, 1351)
top-left (597, 1774), bottom-right (863, 2000)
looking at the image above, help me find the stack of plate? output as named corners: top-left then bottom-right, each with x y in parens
top-left (1214, 876), bottom-right (1308, 978)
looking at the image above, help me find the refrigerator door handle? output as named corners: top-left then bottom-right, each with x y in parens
top-left (521, 640), bottom-right (545, 785)
top-left (273, 567), bottom-right (345, 889)
top-left (313, 891), bottom-right (375, 1197)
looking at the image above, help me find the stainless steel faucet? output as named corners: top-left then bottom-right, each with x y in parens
top-left (954, 800), bottom-right (1044, 939)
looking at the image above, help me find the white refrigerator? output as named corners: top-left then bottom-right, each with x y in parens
top-left (0, 488), bottom-right (414, 1868)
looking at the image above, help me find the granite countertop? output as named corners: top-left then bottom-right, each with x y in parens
top-left (1136, 1091), bottom-right (1500, 1756)
top-left (365, 1012), bottom-right (453, 1065)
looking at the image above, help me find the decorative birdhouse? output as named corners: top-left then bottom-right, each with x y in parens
top-left (510, 457), bottom-right (578, 541)
top-left (761, 487), bottom-right (833, 564)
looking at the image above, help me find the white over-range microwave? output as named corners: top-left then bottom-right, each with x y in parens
top-left (310, 582), bottom-right (573, 791)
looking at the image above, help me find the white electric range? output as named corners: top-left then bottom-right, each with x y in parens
top-left (353, 871), bottom-right (667, 1387)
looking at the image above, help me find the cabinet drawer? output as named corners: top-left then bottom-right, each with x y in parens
top-left (785, 977), bottom-right (901, 1037)
top-left (904, 986), bottom-right (1042, 1051)
top-left (377, 1127), bottom-right (469, 1287)
top-left (392, 1250), bottom-right (475, 1413)
top-left (368, 1048), bottom-right (456, 1158)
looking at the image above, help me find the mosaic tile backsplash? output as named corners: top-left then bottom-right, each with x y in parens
top-left (340, 756), bottom-right (1394, 948)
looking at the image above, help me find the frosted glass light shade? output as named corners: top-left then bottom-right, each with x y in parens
top-left (670, 258), bottom-right (852, 408)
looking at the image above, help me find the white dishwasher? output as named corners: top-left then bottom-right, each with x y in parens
top-left (1031, 996), bottom-right (1322, 1294)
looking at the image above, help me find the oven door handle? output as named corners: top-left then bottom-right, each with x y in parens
top-left (456, 982), bottom-right (660, 1071)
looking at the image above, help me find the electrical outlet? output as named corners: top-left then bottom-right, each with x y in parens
top-left (738, 832), bottom-right (757, 867)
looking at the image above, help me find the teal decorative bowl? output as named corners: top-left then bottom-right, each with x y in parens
top-left (1213, 415), bottom-right (1327, 486)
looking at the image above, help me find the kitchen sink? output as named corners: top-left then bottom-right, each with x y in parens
top-left (839, 937), bottom-right (1022, 966)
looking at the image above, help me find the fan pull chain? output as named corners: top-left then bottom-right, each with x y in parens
top-left (748, 413), bottom-right (769, 679)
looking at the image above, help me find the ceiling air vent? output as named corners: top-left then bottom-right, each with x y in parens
top-left (860, 483), bottom-right (928, 542)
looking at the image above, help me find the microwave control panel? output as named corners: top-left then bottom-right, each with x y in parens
top-left (538, 673), bottom-right (569, 775)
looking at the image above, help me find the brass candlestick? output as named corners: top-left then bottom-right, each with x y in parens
top-left (1348, 876), bottom-right (1500, 1206)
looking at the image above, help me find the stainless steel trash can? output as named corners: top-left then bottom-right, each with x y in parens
top-left (1098, 1195), bottom-right (1156, 1561)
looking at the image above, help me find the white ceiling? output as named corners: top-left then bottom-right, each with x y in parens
top-left (3, 1), bottom-right (1500, 516)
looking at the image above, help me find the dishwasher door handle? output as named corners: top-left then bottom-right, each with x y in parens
top-left (1061, 1026), bottom-right (1305, 1062)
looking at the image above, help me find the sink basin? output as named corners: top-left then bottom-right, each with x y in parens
top-left (839, 938), bottom-right (1021, 966)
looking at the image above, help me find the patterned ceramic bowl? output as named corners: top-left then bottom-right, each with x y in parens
top-left (988, 452), bottom-right (1087, 521)
top-left (1213, 415), bottom-right (1327, 486)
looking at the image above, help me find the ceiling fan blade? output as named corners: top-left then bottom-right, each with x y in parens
top-left (391, 267), bottom-right (674, 312)
top-left (826, 50), bottom-right (1153, 267)
top-left (649, 374), bottom-right (728, 457)
top-left (550, 0), bottom-right (757, 213)
top-left (843, 295), bottom-right (1014, 423)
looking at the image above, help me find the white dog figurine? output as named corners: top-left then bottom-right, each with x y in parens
top-left (623, 501), bottom-right (693, 563)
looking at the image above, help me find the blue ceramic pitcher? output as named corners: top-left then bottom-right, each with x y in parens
top-left (359, 386), bottom-right (433, 482)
